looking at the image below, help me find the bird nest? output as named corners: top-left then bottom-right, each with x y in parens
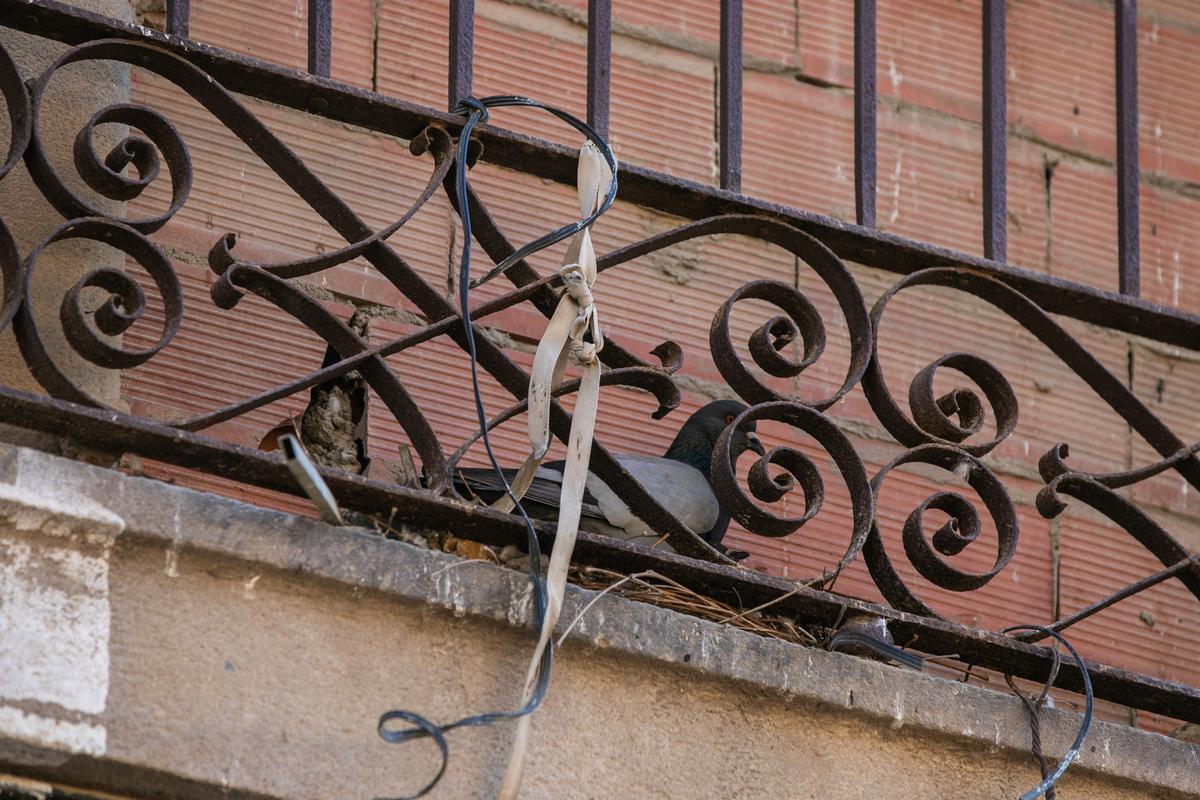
top-left (564, 565), bottom-right (820, 647)
top-left (370, 511), bottom-right (821, 646)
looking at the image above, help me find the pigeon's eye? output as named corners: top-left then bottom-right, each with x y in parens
top-left (725, 414), bottom-right (736, 424)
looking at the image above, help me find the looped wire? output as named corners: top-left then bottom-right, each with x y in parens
top-left (1004, 646), bottom-right (1062, 800)
top-left (1001, 625), bottom-right (1093, 800)
top-left (375, 95), bottom-right (617, 800)
top-left (375, 710), bottom-right (450, 800)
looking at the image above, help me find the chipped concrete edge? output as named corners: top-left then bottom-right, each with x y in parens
top-left (1, 443), bottom-right (1198, 796)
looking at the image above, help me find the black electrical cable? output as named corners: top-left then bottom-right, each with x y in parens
top-left (826, 628), bottom-right (924, 671)
top-left (455, 96), bottom-right (619, 290)
top-left (1002, 625), bottom-right (1094, 800)
top-left (375, 96), bottom-right (617, 800)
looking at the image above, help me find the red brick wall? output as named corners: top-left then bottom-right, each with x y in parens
top-left (122, 0), bottom-right (1200, 731)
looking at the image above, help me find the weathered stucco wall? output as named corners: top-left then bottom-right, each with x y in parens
top-left (0, 443), bottom-right (1196, 800)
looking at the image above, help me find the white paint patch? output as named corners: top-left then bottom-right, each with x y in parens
top-left (888, 57), bottom-right (903, 91)
top-left (0, 454), bottom-right (118, 757)
top-left (164, 545), bottom-right (180, 578)
top-left (0, 538), bottom-right (110, 716)
top-left (0, 706), bottom-right (106, 757)
top-left (889, 152), bottom-right (904, 225)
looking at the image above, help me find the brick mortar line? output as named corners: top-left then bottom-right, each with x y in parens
top-left (484, 0), bottom-right (1200, 203)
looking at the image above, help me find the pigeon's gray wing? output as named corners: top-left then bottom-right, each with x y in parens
top-left (454, 466), bottom-right (605, 519)
top-left (583, 455), bottom-right (720, 548)
top-left (455, 457), bottom-right (719, 549)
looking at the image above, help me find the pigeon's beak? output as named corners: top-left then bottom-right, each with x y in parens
top-left (747, 433), bottom-right (766, 457)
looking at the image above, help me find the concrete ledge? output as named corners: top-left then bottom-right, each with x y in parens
top-left (0, 443), bottom-right (1197, 799)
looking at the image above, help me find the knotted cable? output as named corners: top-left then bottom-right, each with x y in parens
top-left (375, 96), bottom-right (616, 800)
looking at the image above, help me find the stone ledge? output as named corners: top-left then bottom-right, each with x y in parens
top-left (0, 443), bottom-right (1197, 798)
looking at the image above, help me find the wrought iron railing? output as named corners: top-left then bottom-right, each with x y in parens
top-left (2, 0), bottom-right (1199, 727)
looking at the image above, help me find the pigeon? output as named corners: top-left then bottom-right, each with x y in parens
top-left (454, 400), bottom-right (765, 558)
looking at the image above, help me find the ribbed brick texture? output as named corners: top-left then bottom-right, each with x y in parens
top-left (119, 0), bottom-right (1200, 732)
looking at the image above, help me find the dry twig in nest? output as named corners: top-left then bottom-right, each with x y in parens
top-left (564, 565), bottom-right (820, 647)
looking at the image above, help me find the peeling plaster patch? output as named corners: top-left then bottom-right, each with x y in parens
top-left (0, 460), bottom-right (117, 757)
top-left (0, 538), bottom-right (111, 715)
top-left (0, 707), bottom-right (105, 757)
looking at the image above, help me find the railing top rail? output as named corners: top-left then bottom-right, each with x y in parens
top-left (4, 0), bottom-right (1192, 348)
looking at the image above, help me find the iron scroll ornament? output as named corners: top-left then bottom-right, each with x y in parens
top-left (1, 35), bottom-right (1199, 630)
top-left (861, 267), bottom-right (1200, 615)
top-left (0, 37), bottom-right (874, 563)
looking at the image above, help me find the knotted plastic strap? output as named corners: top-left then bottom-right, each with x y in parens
top-left (496, 141), bottom-right (613, 800)
top-left (491, 143), bottom-right (608, 513)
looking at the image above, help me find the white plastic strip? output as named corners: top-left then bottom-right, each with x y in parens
top-left (497, 141), bottom-right (613, 799)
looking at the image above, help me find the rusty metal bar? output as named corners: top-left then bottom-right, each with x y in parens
top-left (5, 0), bottom-right (1200, 354)
top-left (586, 0), bottom-right (611, 137)
top-left (1116, 0), bottom-right (1140, 296)
top-left (982, 0), bottom-right (1006, 262)
top-left (854, 0), bottom-right (876, 227)
top-left (307, 0), bottom-right (332, 78)
top-left (448, 0), bottom-right (474, 108)
top-left (165, 0), bottom-right (189, 38)
top-left (1027, 553), bottom-right (1200, 641)
top-left (719, 0), bottom-right (743, 192)
top-left (306, 0), bottom-right (333, 79)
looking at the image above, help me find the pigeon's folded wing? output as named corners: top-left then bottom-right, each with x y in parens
top-left (454, 464), bottom-right (605, 520)
top-left (453, 455), bottom-right (720, 549)
top-left (586, 455), bottom-right (720, 543)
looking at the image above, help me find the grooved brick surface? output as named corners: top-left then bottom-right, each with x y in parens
top-left (106, 0), bottom-right (1200, 728)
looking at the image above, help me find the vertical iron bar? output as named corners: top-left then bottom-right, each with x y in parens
top-left (449, 0), bottom-right (475, 109)
top-left (587, 0), bottom-right (612, 138)
top-left (165, 0), bottom-right (189, 37)
top-left (982, 0), bottom-right (1007, 262)
top-left (1116, 0), bottom-right (1140, 296)
top-left (719, 0), bottom-right (744, 192)
top-left (854, 0), bottom-right (877, 228)
top-left (308, 0), bottom-right (333, 78)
